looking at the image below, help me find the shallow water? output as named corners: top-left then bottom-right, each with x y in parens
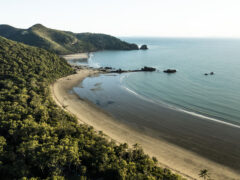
top-left (72, 38), bottom-right (240, 126)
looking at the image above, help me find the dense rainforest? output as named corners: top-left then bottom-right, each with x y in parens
top-left (0, 24), bottom-right (139, 55)
top-left (0, 36), bottom-right (182, 179)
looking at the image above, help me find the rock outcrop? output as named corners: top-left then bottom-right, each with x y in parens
top-left (140, 45), bottom-right (148, 50)
top-left (141, 66), bottom-right (156, 71)
top-left (163, 69), bottom-right (177, 73)
top-left (204, 72), bottom-right (214, 75)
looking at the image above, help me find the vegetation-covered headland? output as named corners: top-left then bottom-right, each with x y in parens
top-left (0, 24), bottom-right (139, 55)
top-left (0, 36), bottom-right (182, 179)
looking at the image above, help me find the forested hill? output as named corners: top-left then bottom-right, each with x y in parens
top-left (0, 36), bottom-right (182, 179)
top-left (0, 24), bottom-right (139, 54)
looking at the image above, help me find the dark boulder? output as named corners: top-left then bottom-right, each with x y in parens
top-left (104, 67), bottom-right (112, 70)
top-left (210, 72), bottom-right (214, 75)
top-left (163, 69), bottom-right (177, 73)
top-left (115, 69), bottom-right (123, 73)
top-left (141, 66), bottom-right (156, 72)
top-left (140, 44), bottom-right (148, 50)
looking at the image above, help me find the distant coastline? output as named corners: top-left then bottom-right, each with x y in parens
top-left (51, 64), bottom-right (240, 180)
top-left (0, 24), bottom-right (139, 55)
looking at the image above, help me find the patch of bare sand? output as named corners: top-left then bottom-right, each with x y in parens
top-left (61, 53), bottom-right (89, 60)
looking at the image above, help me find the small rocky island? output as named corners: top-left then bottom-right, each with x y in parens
top-left (204, 72), bottom-right (214, 75)
top-left (163, 69), bottom-right (177, 73)
top-left (140, 44), bottom-right (148, 50)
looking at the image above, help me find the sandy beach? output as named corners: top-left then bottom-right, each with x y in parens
top-left (51, 68), bottom-right (240, 180)
top-left (61, 53), bottom-right (89, 60)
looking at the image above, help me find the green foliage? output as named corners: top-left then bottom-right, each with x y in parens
top-left (76, 33), bottom-right (139, 51)
top-left (0, 24), bottom-right (139, 55)
top-left (0, 36), bottom-right (182, 179)
top-left (199, 169), bottom-right (212, 180)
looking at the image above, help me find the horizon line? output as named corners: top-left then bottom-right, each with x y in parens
top-left (1, 23), bottom-right (240, 39)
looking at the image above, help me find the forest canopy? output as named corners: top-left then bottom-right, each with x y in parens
top-left (0, 36), bottom-right (182, 179)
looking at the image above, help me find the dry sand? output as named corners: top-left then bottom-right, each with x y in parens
top-left (51, 68), bottom-right (240, 180)
top-left (61, 53), bottom-right (89, 60)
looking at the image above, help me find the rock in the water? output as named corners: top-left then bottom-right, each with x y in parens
top-left (104, 67), bottom-right (112, 70)
top-left (141, 66), bottom-right (156, 71)
top-left (140, 44), bottom-right (148, 50)
top-left (115, 68), bottom-right (123, 73)
top-left (204, 73), bottom-right (208, 75)
top-left (163, 69), bottom-right (177, 73)
top-left (210, 72), bottom-right (214, 75)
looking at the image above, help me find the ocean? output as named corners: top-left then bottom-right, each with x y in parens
top-left (71, 38), bottom-right (240, 127)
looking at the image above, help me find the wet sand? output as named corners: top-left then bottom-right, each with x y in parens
top-left (51, 68), bottom-right (240, 180)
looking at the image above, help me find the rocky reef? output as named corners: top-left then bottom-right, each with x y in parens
top-left (141, 66), bottom-right (156, 71)
top-left (163, 69), bottom-right (177, 73)
top-left (204, 72), bottom-right (214, 75)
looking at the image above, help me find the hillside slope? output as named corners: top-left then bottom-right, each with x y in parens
top-left (0, 36), bottom-right (181, 179)
top-left (0, 24), bottom-right (139, 54)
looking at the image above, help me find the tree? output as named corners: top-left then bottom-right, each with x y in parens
top-left (0, 36), bottom-right (182, 179)
top-left (199, 169), bottom-right (210, 180)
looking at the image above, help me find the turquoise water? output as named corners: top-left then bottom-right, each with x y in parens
top-left (74, 38), bottom-right (240, 126)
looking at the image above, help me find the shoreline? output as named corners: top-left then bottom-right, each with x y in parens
top-left (50, 67), bottom-right (240, 180)
top-left (123, 81), bottom-right (240, 129)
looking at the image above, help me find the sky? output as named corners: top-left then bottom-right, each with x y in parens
top-left (1, 0), bottom-right (240, 37)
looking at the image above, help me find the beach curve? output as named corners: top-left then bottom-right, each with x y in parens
top-left (50, 68), bottom-right (240, 180)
